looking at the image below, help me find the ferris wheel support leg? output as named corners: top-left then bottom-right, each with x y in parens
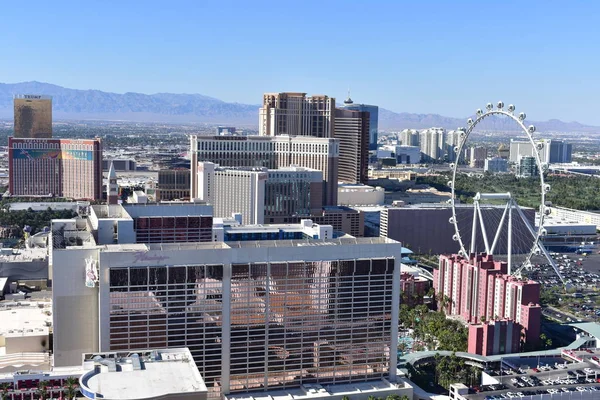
top-left (470, 203), bottom-right (478, 255)
top-left (476, 202), bottom-right (491, 254)
top-left (513, 202), bottom-right (537, 238)
top-left (508, 203), bottom-right (513, 276)
top-left (490, 201), bottom-right (510, 255)
top-left (512, 201), bottom-right (566, 285)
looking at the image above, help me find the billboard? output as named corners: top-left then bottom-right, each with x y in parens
top-left (11, 149), bottom-right (94, 161)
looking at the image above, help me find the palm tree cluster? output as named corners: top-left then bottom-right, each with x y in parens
top-left (399, 304), bottom-right (468, 352)
top-left (8, 377), bottom-right (80, 400)
top-left (433, 353), bottom-right (480, 389)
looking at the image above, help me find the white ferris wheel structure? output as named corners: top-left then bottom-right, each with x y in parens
top-left (448, 101), bottom-right (564, 285)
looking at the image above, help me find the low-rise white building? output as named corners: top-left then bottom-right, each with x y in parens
top-left (80, 348), bottom-right (207, 400)
top-left (338, 183), bottom-right (385, 206)
top-left (0, 302), bottom-right (52, 372)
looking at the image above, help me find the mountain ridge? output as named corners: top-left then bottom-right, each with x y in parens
top-left (0, 81), bottom-right (598, 132)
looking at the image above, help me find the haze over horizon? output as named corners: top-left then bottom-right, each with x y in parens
top-left (2, 1), bottom-right (599, 124)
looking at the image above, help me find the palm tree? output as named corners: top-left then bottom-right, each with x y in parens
top-left (64, 377), bottom-right (78, 400)
top-left (398, 341), bottom-right (408, 354)
top-left (36, 381), bottom-right (49, 400)
top-left (0, 383), bottom-right (10, 400)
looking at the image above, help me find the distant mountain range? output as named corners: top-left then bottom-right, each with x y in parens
top-left (0, 81), bottom-right (598, 133)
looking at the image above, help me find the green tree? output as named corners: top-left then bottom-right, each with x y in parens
top-left (36, 381), bottom-right (49, 400)
top-left (65, 377), bottom-right (78, 400)
top-left (0, 383), bottom-right (10, 400)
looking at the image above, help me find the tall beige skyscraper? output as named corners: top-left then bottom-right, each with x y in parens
top-left (259, 92), bottom-right (335, 137)
top-left (13, 95), bottom-right (53, 138)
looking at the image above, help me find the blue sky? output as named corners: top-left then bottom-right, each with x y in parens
top-left (2, 1), bottom-right (599, 124)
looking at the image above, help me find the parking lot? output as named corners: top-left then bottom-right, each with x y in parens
top-left (464, 349), bottom-right (600, 399)
top-left (525, 251), bottom-right (600, 323)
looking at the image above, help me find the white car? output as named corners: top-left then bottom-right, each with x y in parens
top-left (584, 367), bottom-right (594, 374)
top-left (511, 378), bottom-right (519, 383)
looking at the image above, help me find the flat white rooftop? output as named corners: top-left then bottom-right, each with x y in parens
top-left (99, 237), bottom-right (399, 253)
top-left (81, 348), bottom-right (207, 400)
top-left (0, 247), bottom-right (47, 262)
top-left (0, 302), bottom-right (51, 337)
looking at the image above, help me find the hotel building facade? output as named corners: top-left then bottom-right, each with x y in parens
top-left (51, 235), bottom-right (402, 398)
top-left (8, 137), bottom-right (103, 200)
top-left (259, 92), bottom-right (335, 138)
top-left (190, 135), bottom-right (339, 206)
top-left (434, 253), bottom-right (541, 354)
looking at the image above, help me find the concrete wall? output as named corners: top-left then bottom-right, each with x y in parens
top-left (338, 187), bottom-right (385, 206)
top-left (0, 260), bottom-right (48, 280)
top-left (5, 334), bottom-right (48, 354)
top-left (117, 219), bottom-right (136, 244)
top-left (382, 206), bottom-right (536, 255)
top-left (52, 248), bottom-right (100, 367)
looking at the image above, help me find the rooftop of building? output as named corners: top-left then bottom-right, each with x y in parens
top-left (540, 216), bottom-right (597, 228)
top-left (570, 322), bottom-right (600, 339)
top-left (80, 348), bottom-right (207, 400)
top-left (193, 134), bottom-right (337, 143)
top-left (225, 378), bottom-right (409, 400)
top-left (123, 202), bottom-right (212, 218)
top-left (272, 165), bottom-right (321, 172)
top-left (338, 183), bottom-right (382, 191)
top-left (90, 202), bottom-right (213, 221)
top-left (0, 301), bottom-right (51, 338)
top-left (0, 247), bottom-right (47, 262)
top-left (13, 94), bottom-right (52, 100)
top-left (217, 219), bottom-right (330, 233)
top-left (97, 236), bottom-right (399, 253)
top-left (387, 203), bottom-right (535, 210)
top-left (321, 205), bottom-right (360, 212)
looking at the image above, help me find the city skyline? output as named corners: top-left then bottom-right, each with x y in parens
top-left (1, 1), bottom-right (599, 124)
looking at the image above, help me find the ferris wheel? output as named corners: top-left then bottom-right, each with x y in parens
top-left (447, 101), bottom-right (563, 283)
